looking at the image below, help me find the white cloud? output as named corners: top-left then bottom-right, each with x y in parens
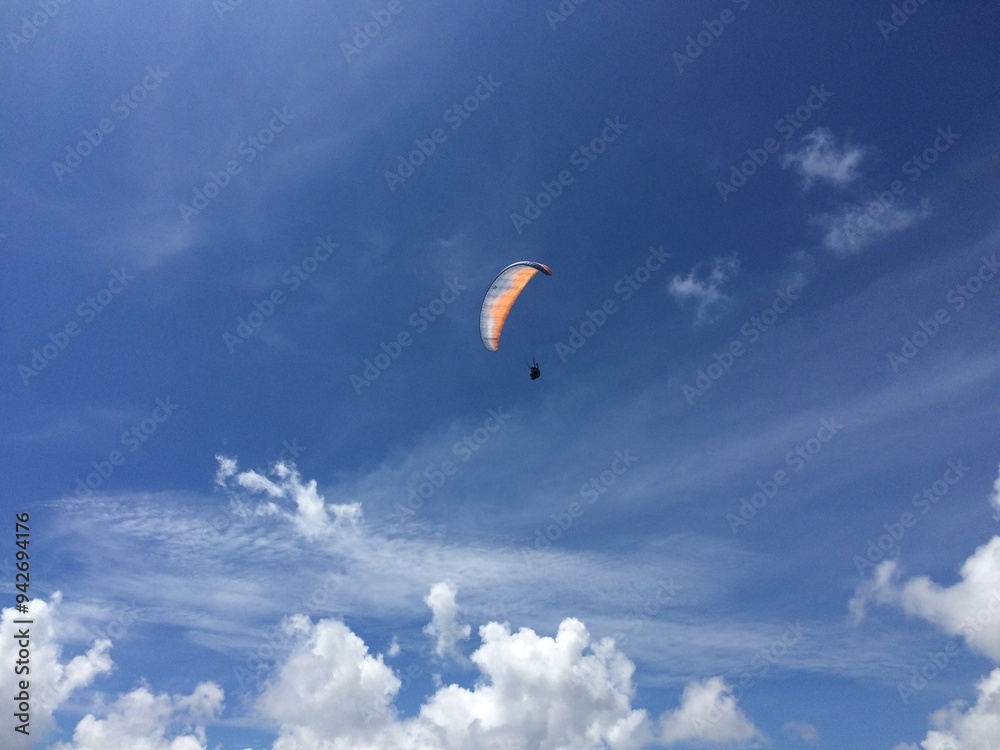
top-left (659, 676), bottom-right (764, 746)
top-left (423, 581), bottom-right (471, 660)
top-left (215, 456), bottom-right (361, 539)
top-left (214, 454), bottom-right (237, 485)
top-left (427, 618), bottom-right (651, 749)
top-left (814, 200), bottom-right (927, 256)
top-left (782, 720), bottom-right (820, 743)
top-left (50, 682), bottom-right (224, 750)
top-left (781, 128), bottom-right (865, 187)
top-left (668, 254), bottom-right (740, 324)
top-left (850, 537), bottom-right (1000, 661)
top-left (257, 615), bottom-right (401, 747)
top-left (0, 592), bottom-right (225, 750)
top-left (236, 469), bottom-right (284, 498)
top-left (52, 482), bottom-right (745, 683)
top-left (258, 614), bottom-right (656, 750)
top-left (848, 556), bottom-right (900, 623)
top-left (0, 593), bottom-right (113, 747)
top-left (853, 534), bottom-right (1000, 749)
top-left (902, 668), bottom-right (1000, 750)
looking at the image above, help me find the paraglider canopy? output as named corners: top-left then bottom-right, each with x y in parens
top-left (479, 261), bottom-right (552, 351)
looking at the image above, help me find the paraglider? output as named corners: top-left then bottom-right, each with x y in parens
top-left (529, 361), bottom-right (541, 380)
top-left (479, 261), bottom-right (552, 352)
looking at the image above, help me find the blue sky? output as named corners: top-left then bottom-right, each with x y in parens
top-left (3, 1), bottom-right (1000, 748)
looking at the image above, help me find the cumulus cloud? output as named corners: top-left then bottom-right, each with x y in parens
top-left (51, 682), bottom-right (224, 750)
top-left (659, 676), bottom-right (763, 747)
top-left (781, 128), bottom-right (865, 188)
top-left (1, 593), bottom-right (225, 750)
top-left (423, 581), bottom-right (471, 660)
top-left (852, 532), bottom-right (1000, 748)
top-left (258, 614), bottom-right (657, 750)
top-left (215, 456), bottom-right (361, 539)
top-left (0, 594), bottom-right (113, 747)
top-left (668, 254), bottom-right (740, 325)
top-left (899, 668), bottom-right (1000, 750)
top-left (257, 615), bottom-right (401, 747)
top-left (850, 538), bottom-right (1000, 661)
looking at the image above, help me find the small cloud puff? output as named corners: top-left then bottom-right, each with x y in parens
top-left (814, 199), bottom-right (928, 256)
top-left (659, 676), bottom-right (764, 747)
top-left (781, 128), bottom-right (865, 188)
top-left (668, 254), bottom-right (740, 325)
top-left (423, 581), bottom-right (471, 660)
